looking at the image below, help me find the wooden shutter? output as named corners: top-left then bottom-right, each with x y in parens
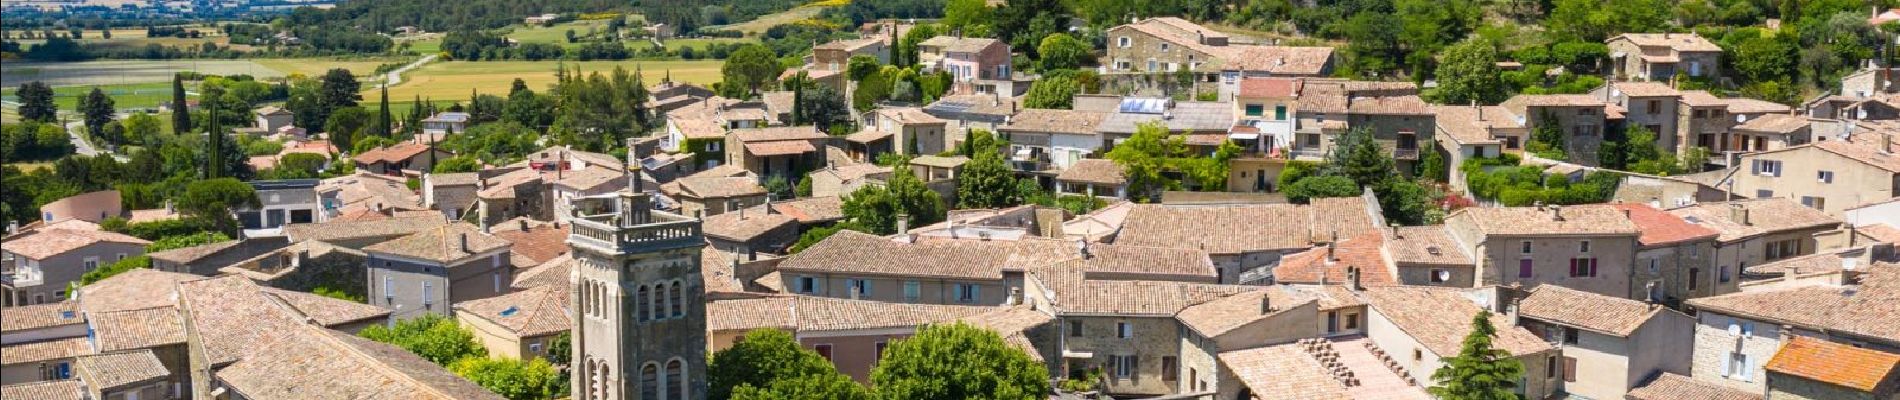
top-left (1562, 357), bottom-right (1577, 382)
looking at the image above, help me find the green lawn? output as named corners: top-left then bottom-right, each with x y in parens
top-left (641, 37), bottom-right (759, 51)
top-left (2, 82), bottom-right (181, 110)
top-left (376, 60), bottom-right (725, 100)
top-left (507, 19), bottom-right (615, 48)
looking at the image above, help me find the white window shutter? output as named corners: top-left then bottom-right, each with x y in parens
top-left (1721, 353), bottom-right (1732, 377)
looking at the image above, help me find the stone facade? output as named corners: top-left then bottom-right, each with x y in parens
top-left (1688, 311), bottom-right (1785, 393)
top-left (1730, 145), bottom-right (1900, 218)
top-left (778, 272), bottom-right (1017, 306)
top-left (1631, 240), bottom-right (1718, 303)
top-left (1521, 105), bottom-right (1609, 166)
top-left (1060, 315), bottom-right (1183, 396)
top-left (367, 250), bottom-right (513, 320)
top-left (1445, 218), bottom-right (1641, 298)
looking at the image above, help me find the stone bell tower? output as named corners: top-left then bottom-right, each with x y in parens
top-left (567, 176), bottom-right (707, 400)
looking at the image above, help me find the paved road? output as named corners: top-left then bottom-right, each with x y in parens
top-left (65, 117), bottom-right (129, 162)
top-left (384, 54), bottom-right (438, 87)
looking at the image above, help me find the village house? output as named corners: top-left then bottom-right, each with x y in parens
top-left (352, 141), bottom-right (451, 176)
top-left (1054, 158), bottom-right (1129, 198)
top-left (317, 171), bottom-right (426, 220)
top-left (1499, 94), bottom-right (1611, 165)
top-left (1607, 33), bottom-right (1723, 82)
top-left (1432, 105), bottom-right (1528, 189)
top-left (997, 108), bottom-right (1110, 173)
top-left (773, 231), bottom-right (1080, 305)
top-left (1683, 262), bottom-right (1900, 394)
top-left (1102, 18), bottom-right (1335, 100)
top-left (921, 93), bottom-right (1021, 134)
top-left (660, 168), bottom-right (769, 217)
top-left (454, 283), bottom-right (569, 361)
top-left (662, 96), bottom-right (773, 169)
top-left (1608, 203), bottom-right (1722, 303)
top-left (1177, 286), bottom-right (1376, 398)
top-left (1762, 335), bottom-right (1900, 399)
top-left (1611, 172), bottom-right (1733, 209)
top-left (1111, 196), bottom-right (1382, 284)
top-left (706, 296), bottom-right (1032, 382)
top-left (472, 167), bottom-right (554, 227)
top-left (1513, 285), bottom-right (1695, 400)
top-left (1678, 91), bottom-right (1796, 158)
top-left (34, 190), bottom-right (121, 225)
top-left (1022, 267), bottom-right (1253, 397)
top-left (1360, 286), bottom-right (1560, 400)
top-left (1095, 98), bottom-right (1235, 153)
top-left (1288, 81), bottom-right (1432, 168)
top-left (0, 228), bottom-right (148, 306)
top-left (146, 237), bottom-right (288, 276)
top-left (1443, 205), bottom-right (1643, 298)
top-left (865, 106), bottom-right (952, 157)
top-left (363, 222), bottom-right (514, 320)
top-left (907, 155), bottom-right (967, 182)
top-left (807, 163), bottom-right (892, 199)
top-left (420, 112), bottom-right (471, 136)
top-left (917, 36), bottom-right (1012, 95)
top-left (237, 179), bottom-right (321, 237)
top-left (1232, 77), bottom-right (1302, 154)
top-left (1592, 81), bottom-right (1683, 149)
top-left (725, 126), bottom-right (831, 180)
top-left (1726, 132), bottom-right (1900, 216)
top-left (253, 106), bottom-right (294, 134)
top-left (700, 205), bottom-right (800, 258)
top-left (1668, 198), bottom-right (1843, 295)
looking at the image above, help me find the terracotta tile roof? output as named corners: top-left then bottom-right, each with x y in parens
top-left (489, 219), bottom-right (570, 266)
top-left (454, 284), bottom-right (570, 337)
top-left (1054, 159), bottom-right (1126, 186)
top-left (844, 129), bottom-right (893, 143)
top-left (1215, 45), bottom-right (1335, 75)
top-left (1384, 226), bottom-right (1474, 266)
top-left (1, 302), bottom-right (81, 332)
top-left (1766, 336), bottom-right (1900, 392)
top-left (1362, 286), bottom-right (1553, 357)
top-left (875, 107), bottom-right (948, 125)
top-left (352, 141), bottom-right (437, 164)
top-left (744, 140), bottom-right (820, 156)
top-left (768, 196), bottom-right (845, 224)
top-left (779, 231), bottom-right (1080, 280)
top-left (550, 167), bottom-right (626, 192)
top-left (793, 296), bottom-right (997, 331)
top-left (363, 223), bottom-right (511, 264)
top-left (77, 268), bottom-right (200, 314)
top-left (73, 349), bottom-right (169, 389)
top-left (1, 228), bottom-right (149, 260)
top-left (146, 239), bottom-right (242, 264)
top-left (1449, 204), bottom-right (1641, 236)
top-left (431, 172), bottom-right (480, 187)
top-left (1609, 81), bottom-right (1681, 98)
top-left (1627, 372), bottom-right (1762, 400)
top-left (1098, 101), bottom-right (1235, 134)
top-left (1238, 77), bottom-right (1302, 98)
top-left (810, 163), bottom-right (890, 184)
top-left (954, 307), bottom-right (1054, 362)
top-left (1668, 198), bottom-right (1841, 242)
top-left (920, 36), bottom-right (1004, 53)
top-left (1860, 223), bottom-right (1900, 244)
top-left (1116, 197), bottom-right (1378, 254)
top-left (1685, 265), bottom-right (1900, 342)
top-left (0, 380), bottom-right (85, 400)
top-left (264, 288), bottom-right (392, 327)
top-left (1743, 247), bottom-right (1883, 277)
top-left (1034, 267), bottom-right (1256, 316)
top-left (285, 215), bottom-right (446, 245)
top-left (88, 306), bottom-right (186, 352)
top-left (701, 249), bottom-right (745, 294)
top-left (999, 108), bottom-right (1109, 136)
top-left (1607, 203), bottom-right (1719, 246)
top-left (702, 209), bottom-right (798, 242)
top-left (511, 254), bottom-right (572, 290)
top-left (1217, 344), bottom-right (1354, 400)
top-left (814, 36), bottom-right (883, 52)
top-left (1734, 113), bottom-right (1809, 134)
top-left (1721, 97), bottom-right (1793, 114)
top-left (315, 172), bottom-right (424, 211)
top-left (1, 336), bottom-right (89, 365)
top-left (926, 94), bottom-right (1022, 117)
top-left (1078, 244), bottom-right (1218, 281)
top-left (1813, 134), bottom-right (1900, 172)
top-left (1518, 285), bottom-right (1668, 337)
top-left (663, 174), bottom-right (767, 200)
top-left (1431, 105), bottom-right (1520, 145)
top-left (732, 126), bottom-right (828, 142)
top-left (176, 275), bottom-right (315, 365)
top-left (1275, 231), bottom-right (1399, 286)
top-left (1500, 94), bottom-right (1607, 116)
top-left (216, 324), bottom-right (506, 400)
top-left (1177, 287), bottom-right (1320, 337)
top-left (476, 168), bottom-right (545, 199)
top-left (706, 296), bottom-right (797, 331)
top-left (1610, 33), bottom-right (1723, 52)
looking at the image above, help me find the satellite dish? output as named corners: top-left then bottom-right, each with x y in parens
top-left (1859, 108), bottom-right (1870, 119)
top-left (1736, 114), bottom-right (1747, 123)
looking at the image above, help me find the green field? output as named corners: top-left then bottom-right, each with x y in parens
top-left (643, 37), bottom-right (759, 51)
top-left (507, 19), bottom-right (615, 48)
top-left (376, 60), bottom-right (725, 100)
top-left (2, 82), bottom-right (181, 110)
top-left (251, 58), bottom-right (404, 78)
top-left (8, 26), bottom-right (228, 51)
top-left (707, 4), bottom-right (835, 36)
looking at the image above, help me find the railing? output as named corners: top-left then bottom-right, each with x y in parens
top-left (568, 216), bottom-right (703, 253)
top-left (1393, 147), bottom-right (1420, 160)
top-left (3, 270), bottom-right (44, 287)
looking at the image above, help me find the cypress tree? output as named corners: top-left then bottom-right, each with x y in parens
top-left (377, 84), bottom-right (392, 138)
top-left (205, 97), bottom-right (221, 179)
top-left (171, 74), bottom-right (191, 133)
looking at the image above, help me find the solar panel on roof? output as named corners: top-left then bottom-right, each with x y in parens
top-left (930, 101), bottom-right (974, 113)
top-left (1118, 98), bottom-right (1166, 114)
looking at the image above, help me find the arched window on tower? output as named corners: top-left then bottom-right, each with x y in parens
top-left (636, 285), bottom-right (651, 321)
top-left (641, 362), bottom-right (661, 400)
top-left (669, 281), bottom-right (684, 318)
top-left (665, 359), bottom-right (685, 400)
top-left (655, 282), bottom-right (669, 320)
top-left (598, 363), bottom-right (612, 400)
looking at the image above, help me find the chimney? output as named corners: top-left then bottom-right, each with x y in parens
top-left (1347, 266), bottom-right (1362, 291)
top-left (1550, 205), bottom-right (1564, 222)
top-left (1325, 241), bottom-right (1338, 263)
top-left (165, 199), bottom-right (175, 214)
top-left (1007, 287), bottom-right (1022, 305)
top-left (1506, 299), bottom-right (1521, 325)
top-left (896, 214), bottom-right (909, 235)
top-left (1260, 293), bottom-right (1273, 313)
top-left (1622, 208), bottom-right (1631, 219)
top-left (1390, 223), bottom-right (1401, 240)
top-left (735, 201), bottom-right (745, 220)
top-left (1730, 204), bottom-right (1751, 226)
top-left (1078, 239), bottom-right (1092, 259)
top-left (518, 219), bottom-right (529, 231)
top-left (459, 232), bottom-right (470, 253)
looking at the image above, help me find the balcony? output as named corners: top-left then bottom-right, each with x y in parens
top-left (1393, 147), bottom-right (1420, 160)
top-left (3, 269), bottom-right (44, 287)
top-left (568, 212), bottom-right (704, 255)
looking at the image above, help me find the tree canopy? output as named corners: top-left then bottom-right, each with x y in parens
top-left (358, 314), bottom-right (489, 366)
top-left (870, 323), bottom-right (1048, 400)
top-left (840, 162), bottom-right (945, 235)
top-left (1427, 311), bottom-right (1525, 400)
top-left (709, 329), bottom-right (859, 400)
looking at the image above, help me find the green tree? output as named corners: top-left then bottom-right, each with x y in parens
top-left (840, 164), bottom-right (944, 235)
top-left (1330, 127), bottom-right (1396, 187)
top-left (942, 0), bottom-right (994, 35)
top-left (171, 74), bottom-right (192, 133)
top-left (16, 81), bottom-right (57, 122)
top-left (871, 323), bottom-right (1048, 400)
top-left (178, 178), bottom-right (259, 234)
top-left (1283, 175), bottom-right (1360, 204)
top-left (449, 357), bottom-right (564, 400)
top-left (79, 88), bottom-right (116, 139)
top-left (545, 332), bottom-right (571, 366)
top-left (317, 68), bottom-right (363, 125)
top-left (721, 44), bottom-right (785, 97)
top-left (1730, 31), bottom-right (1799, 83)
top-left (325, 107), bottom-right (371, 142)
top-left (734, 374), bottom-right (871, 400)
top-left (1036, 33), bottom-right (1091, 71)
top-left (799, 84), bottom-right (851, 134)
top-left (1023, 75), bottom-right (1079, 109)
top-left (956, 149), bottom-right (1017, 208)
top-left (1430, 37), bottom-right (1505, 105)
top-left (80, 256), bottom-right (151, 286)
top-left (358, 314), bottom-right (488, 366)
top-left (434, 156), bottom-right (481, 173)
top-left (1426, 311), bottom-right (1525, 400)
top-left (846, 55), bottom-right (882, 82)
top-left (122, 113), bottom-right (163, 146)
top-left (374, 84), bottom-right (394, 138)
top-left (895, 25), bottom-right (940, 67)
top-left (709, 329), bottom-right (853, 400)
top-left (1105, 122), bottom-right (1181, 199)
top-left (853, 67), bottom-right (894, 112)
top-left (1527, 115), bottom-right (1567, 160)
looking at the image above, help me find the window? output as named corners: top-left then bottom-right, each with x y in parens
top-left (956, 284), bottom-right (979, 303)
top-left (1649, 259), bottom-right (1659, 274)
top-left (796, 277), bottom-right (817, 294)
top-left (1114, 355), bottom-right (1138, 378)
top-left (1245, 104), bottom-right (1264, 117)
top-left (666, 360), bottom-right (685, 400)
top-left (1756, 189), bottom-right (1774, 198)
top-left (1345, 313), bottom-right (1359, 330)
top-left (1569, 258), bottom-right (1599, 277)
top-left (1159, 43), bottom-right (1170, 52)
top-left (1579, 241), bottom-right (1591, 253)
top-left (1753, 159), bottom-right (1782, 176)
top-left (1117, 322), bottom-right (1134, 339)
top-left (1521, 241), bottom-right (1533, 254)
top-left (493, 272), bottom-right (501, 293)
top-left (1562, 327), bottom-right (1579, 344)
top-left (1689, 268), bottom-right (1701, 290)
top-left (706, 141), bottom-right (720, 152)
top-left (1720, 266), bottom-right (1732, 283)
top-left (670, 282), bottom-right (685, 317)
top-left (1647, 100), bottom-right (1661, 114)
top-left (529, 342), bottom-right (543, 354)
top-left (814, 344), bottom-right (833, 360)
top-left (1818, 170), bottom-right (1834, 183)
top-left (637, 285), bottom-right (651, 321)
top-left (1147, 60), bottom-right (1158, 71)
top-left (1518, 259), bottom-right (1534, 278)
top-left (875, 341), bottom-right (889, 363)
top-left (1578, 108), bottom-right (1597, 116)
top-left (116, 253), bottom-right (126, 261)
top-left (641, 363), bottom-right (660, 400)
top-left (1725, 352), bottom-right (1751, 381)
top-left (1412, 349), bottom-right (1423, 362)
top-left (1430, 269), bottom-right (1450, 283)
top-left (1801, 196), bottom-right (1826, 211)
top-left (1117, 37), bottom-right (1130, 48)
top-left (383, 274), bottom-right (393, 305)
top-left (1161, 356), bottom-right (1179, 381)
top-left (903, 281), bottom-right (920, 301)
top-left (1070, 320), bottom-right (1084, 337)
top-left (82, 258), bottom-right (98, 271)
top-left (1547, 355), bottom-right (1558, 378)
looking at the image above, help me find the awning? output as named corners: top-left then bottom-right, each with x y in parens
top-left (1228, 133), bottom-right (1260, 141)
top-left (1062, 350), bottom-right (1095, 359)
top-left (745, 141), bottom-right (818, 156)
